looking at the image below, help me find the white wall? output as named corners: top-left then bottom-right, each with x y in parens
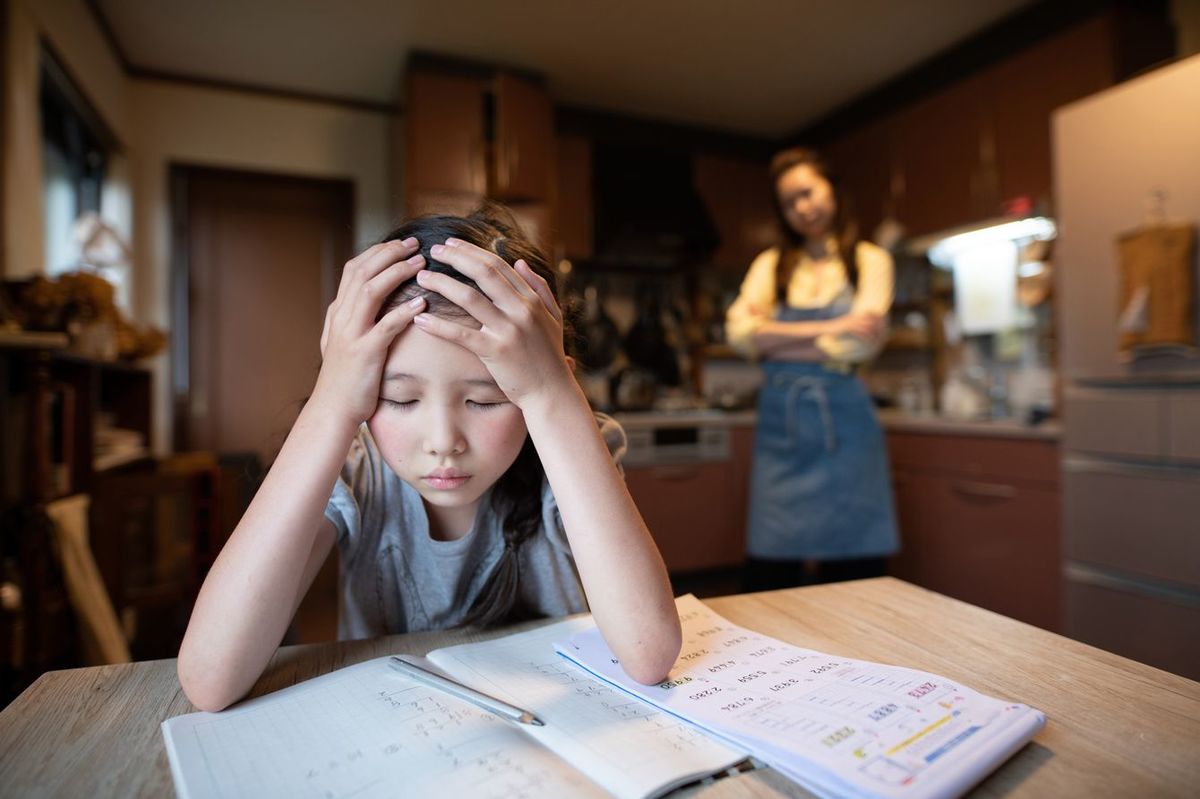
top-left (130, 79), bottom-right (393, 453)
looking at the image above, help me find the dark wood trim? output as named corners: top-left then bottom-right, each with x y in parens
top-left (168, 164), bottom-right (356, 453)
top-left (168, 165), bottom-right (190, 454)
top-left (84, 0), bottom-right (397, 115)
top-left (83, 0), bottom-right (131, 71)
top-left (556, 104), bottom-right (777, 161)
top-left (1, 0), bottom-right (7, 280)
top-left (39, 37), bottom-right (124, 152)
top-left (790, 0), bottom-right (1123, 146)
top-left (132, 67), bottom-right (397, 115)
top-left (409, 50), bottom-right (545, 86)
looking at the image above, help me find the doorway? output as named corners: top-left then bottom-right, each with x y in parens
top-left (171, 166), bottom-right (354, 643)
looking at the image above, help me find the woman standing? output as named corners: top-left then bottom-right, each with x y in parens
top-left (726, 147), bottom-right (898, 590)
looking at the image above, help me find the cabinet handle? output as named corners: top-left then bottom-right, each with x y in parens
top-left (951, 480), bottom-right (1016, 500)
top-left (652, 464), bottom-right (701, 481)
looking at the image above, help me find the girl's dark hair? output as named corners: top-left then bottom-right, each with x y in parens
top-left (377, 202), bottom-right (567, 628)
top-left (769, 147), bottom-right (860, 301)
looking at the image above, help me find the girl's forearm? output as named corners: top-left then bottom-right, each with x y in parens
top-left (752, 318), bottom-right (839, 349)
top-left (177, 391), bottom-right (358, 710)
top-left (521, 380), bottom-right (681, 684)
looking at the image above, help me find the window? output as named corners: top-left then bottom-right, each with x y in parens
top-left (40, 50), bottom-right (109, 277)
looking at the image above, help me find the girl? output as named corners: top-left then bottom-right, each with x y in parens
top-left (725, 147), bottom-right (899, 591)
top-left (178, 206), bottom-right (681, 712)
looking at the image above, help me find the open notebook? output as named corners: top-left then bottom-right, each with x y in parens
top-left (556, 595), bottom-right (1046, 799)
top-left (163, 595), bottom-right (1044, 799)
top-left (160, 615), bottom-right (747, 799)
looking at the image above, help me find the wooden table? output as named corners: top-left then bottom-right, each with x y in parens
top-left (2, 577), bottom-right (1197, 797)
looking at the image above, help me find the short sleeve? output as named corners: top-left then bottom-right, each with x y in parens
top-left (724, 248), bottom-right (780, 359)
top-left (815, 242), bottom-right (895, 363)
top-left (324, 426), bottom-right (375, 555)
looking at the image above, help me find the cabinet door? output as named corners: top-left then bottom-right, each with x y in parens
top-left (898, 74), bottom-right (988, 235)
top-left (624, 461), bottom-right (744, 573)
top-left (405, 71), bottom-right (487, 197)
top-left (693, 154), bottom-right (776, 276)
top-left (493, 72), bottom-right (554, 202)
top-left (555, 135), bottom-right (592, 259)
top-left (824, 115), bottom-right (897, 242)
top-left (988, 14), bottom-right (1114, 208)
top-left (891, 471), bottom-right (1061, 631)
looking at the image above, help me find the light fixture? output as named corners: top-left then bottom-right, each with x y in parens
top-left (916, 216), bottom-right (1057, 269)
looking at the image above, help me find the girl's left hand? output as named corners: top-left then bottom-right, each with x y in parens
top-left (412, 238), bottom-right (572, 407)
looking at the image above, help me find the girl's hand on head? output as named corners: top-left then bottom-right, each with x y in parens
top-left (411, 238), bottom-right (572, 407)
top-left (314, 238), bottom-right (427, 425)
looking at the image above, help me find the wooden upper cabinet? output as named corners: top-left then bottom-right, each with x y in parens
top-left (405, 71), bottom-right (487, 198)
top-left (693, 153), bottom-right (776, 276)
top-left (824, 115), bottom-right (896, 241)
top-left (987, 14), bottom-right (1115, 210)
top-left (555, 135), bottom-right (593, 259)
top-left (897, 74), bottom-right (988, 236)
top-left (822, 12), bottom-right (1119, 237)
top-left (492, 72), bottom-right (554, 202)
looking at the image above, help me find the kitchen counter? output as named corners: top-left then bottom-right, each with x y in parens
top-left (613, 408), bottom-right (757, 429)
top-left (877, 409), bottom-right (1062, 440)
top-left (613, 408), bottom-right (1061, 440)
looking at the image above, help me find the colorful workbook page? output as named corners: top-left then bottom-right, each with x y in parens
top-left (556, 594), bottom-right (1046, 799)
top-left (428, 615), bottom-right (747, 799)
top-left (161, 655), bottom-right (605, 799)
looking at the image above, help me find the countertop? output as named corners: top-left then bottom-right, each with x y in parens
top-left (613, 407), bottom-right (1060, 440)
top-left (1, 579), bottom-right (1197, 797)
top-left (876, 409), bottom-right (1062, 440)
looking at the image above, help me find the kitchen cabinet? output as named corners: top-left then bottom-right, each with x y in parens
top-left (623, 423), bottom-right (753, 573)
top-left (822, 12), bottom-right (1119, 237)
top-left (693, 153), bottom-right (777, 276)
top-left (492, 72), bottom-right (555, 202)
top-left (555, 135), bottom-right (592, 259)
top-left (404, 70), bottom-right (488, 202)
top-left (403, 64), bottom-right (555, 221)
top-left (887, 431), bottom-right (1061, 631)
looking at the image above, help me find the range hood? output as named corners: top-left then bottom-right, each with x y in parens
top-left (585, 141), bottom-right (719, 270)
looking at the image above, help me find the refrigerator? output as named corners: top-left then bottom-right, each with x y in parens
top-left (1053, 54), bottom-right (1200, 680)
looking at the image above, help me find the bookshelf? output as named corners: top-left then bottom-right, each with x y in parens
top-left (0, 337), bottom-right (156, 700)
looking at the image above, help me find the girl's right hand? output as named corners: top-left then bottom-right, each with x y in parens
top-left (313, 238), bottom-right (427, 425)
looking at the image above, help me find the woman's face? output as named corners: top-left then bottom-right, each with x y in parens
top-left (776, 163), bottom-right (837, 239)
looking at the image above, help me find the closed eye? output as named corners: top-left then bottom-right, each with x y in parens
top-left (379, 398), bottom-right (417, 410)
top-left (467, 399), bottom-right (508, 410)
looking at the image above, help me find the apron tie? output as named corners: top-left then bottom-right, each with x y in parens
top-left (773, 372), bottom-right (837, 453)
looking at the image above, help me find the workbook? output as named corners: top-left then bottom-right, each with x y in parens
top-left (556, 595), bottom-right (1046, 799)
top-left (162, 596), bottom-right (1045, 799)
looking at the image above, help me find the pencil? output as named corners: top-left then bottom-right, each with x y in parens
top-left (388, 655), bottom-right (546, 726)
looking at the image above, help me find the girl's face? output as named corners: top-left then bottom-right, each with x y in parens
top-left (776, 163), bottom-right (837, 239)
top-left (367, 323), bottom-right (528, 538)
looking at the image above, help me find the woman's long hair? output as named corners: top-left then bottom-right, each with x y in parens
top-left (376, 203), bottom-right (568, 628)
top-left (769, 147), bottom-right (861, 301)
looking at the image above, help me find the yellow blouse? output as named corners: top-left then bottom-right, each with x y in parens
top-left (724, 239), bottom-right (894, 363)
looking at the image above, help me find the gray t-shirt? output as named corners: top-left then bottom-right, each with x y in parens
top-left (324, 414), bottom-right (626, 640)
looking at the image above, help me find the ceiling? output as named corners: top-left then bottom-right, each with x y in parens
top-left (95, 0), bottom-right (1037, 138)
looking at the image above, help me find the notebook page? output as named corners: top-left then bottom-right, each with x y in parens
top-left (556, 595), bottom-right (1045, 799)
top-left (429, 617), bottom-right (747, 799)
top-left (161, 656), bottom-right (606, 799)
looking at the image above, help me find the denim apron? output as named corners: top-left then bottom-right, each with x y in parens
top-left (746, 292), bottom-right (899, 561)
